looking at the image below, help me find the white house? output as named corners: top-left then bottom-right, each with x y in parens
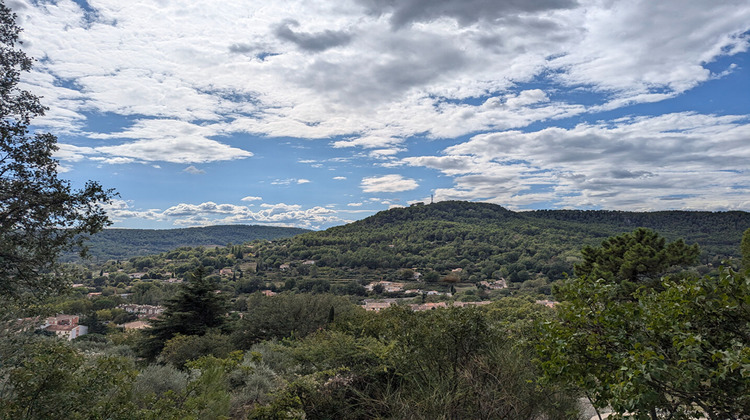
top-left (43, 314), bottom-right (88, 341)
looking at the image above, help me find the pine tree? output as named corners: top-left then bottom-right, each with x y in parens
top-left (141, 266), bottom-right (228, 360)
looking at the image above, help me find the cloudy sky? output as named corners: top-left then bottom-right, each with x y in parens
top-left (8, 0), bottom-right (750, 229)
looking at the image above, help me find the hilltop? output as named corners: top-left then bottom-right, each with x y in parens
top-left (263, 201), bottom-right (749, 283)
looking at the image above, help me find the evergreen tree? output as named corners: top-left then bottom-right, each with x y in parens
top-left (574, 227), bottom-right (699, 297)
top-left (141, 266), bottom-right (228, 360)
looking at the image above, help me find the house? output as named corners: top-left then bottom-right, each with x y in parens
top-left (42, 315), bottom-right (88, 341)
top-left (219, 267), bottom-right (233, 277)
top-left (535, 300), bottom-right (558, 308)
top-left (128, 272), bottom-right (147, 279)
top-left (279, 264), bottom-right (290, 271)
top-left (121, 320), bottom-right (151, 330)
top-left (452, 301), bottom-right (492, 308)
top-left (365, 281), bottom-right (405, 293)
top-left (479, 279), bottom-right (507, 290)
top-left (261, 290), bottom-right (277, 297)
top-left (118, 304), bottom-right (164, 318)
top-left (363, 301), bottom-right (395, 311)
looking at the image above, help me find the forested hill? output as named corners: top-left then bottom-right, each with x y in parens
top-left (525, 209), bottom-right (750, 256)
top-left (254, 201), bottom-right (750, 283)
top-left (70, 225), bottom-right (310, 262)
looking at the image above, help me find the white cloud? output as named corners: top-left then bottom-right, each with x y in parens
top-left (333, 176), bottom-right (347, 180)
top-left (17, 0), bottom-right (746, 154)
top-left (360, 174), bottom-right (419, 193)
top-left (241, 196), bottom-right (262, 202)
top-left (95, 137), bottom-right (252, 164)
top-left (183, 165), bottom-right (205, 174)
top-left (347, 202), bottom-right (363, 207)
top-left (271, 178), bottom-right (311, 185)
top-left (53, 143), bottom-right (95, 162)
top-left (405, 112), bottom-right (750, 210)
top-left (8, 0), bottom-right (750, 223)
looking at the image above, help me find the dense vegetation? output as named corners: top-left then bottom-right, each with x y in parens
top-left (53, 201), bottom-right (750, 304)
top-left (3, 228), bottom-right (749, 419)
top-left (225, 201), bottom-right (749, 290)
top-left (65, 225), bottom-right (310, 262)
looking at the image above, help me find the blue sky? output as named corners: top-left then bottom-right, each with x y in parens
top-left (8, 0), bottom-right (750, 229)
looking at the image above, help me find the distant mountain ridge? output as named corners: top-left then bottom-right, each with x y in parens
top-left (70, 225), bottom-right (310, 262)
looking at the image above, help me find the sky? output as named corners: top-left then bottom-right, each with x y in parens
top-left (7, 0), bottom-right (750, 230)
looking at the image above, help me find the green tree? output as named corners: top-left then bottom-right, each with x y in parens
top-left (141, 266), bottom-right (228, 360)
top-left (0, 2), bottom-right (113, 303)
top-left (160, 331), bottom-right (233, 369)
top-left (0, 338), bottom-right (136, 420)
top-left (574, 227), bottom-right (699, 297)
top-left (232, 293), bottom-right (359, 349)
top-left (539, 229), bottom-right (750, 419)
top-left (741, 228), bottom-right (750, 271)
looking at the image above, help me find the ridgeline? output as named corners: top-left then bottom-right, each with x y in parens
top-left (69, 224), bottom-right (310, 262)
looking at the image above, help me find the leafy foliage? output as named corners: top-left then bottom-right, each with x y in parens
top-left (232, 292), bottom-right (360, 349)
top-left (539, 229), bottom-right (750, 419)
top-left (0, 2), bottom-right (113, 302)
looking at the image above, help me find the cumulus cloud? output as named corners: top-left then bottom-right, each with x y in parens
top-left (14, 0), bottom-right (750, 155)
top-left (406, 112), bottom-right (750, 210)
top-left (10, 0), bottom-right (750, 223)
top-left (183, 165), bottom-right (205, 174)
top-left (95, 137), bottom-right (251, 164)
top-left (273, 19), bottom-right (352, 52)
top-left (241, 196), bottom-right (262, 201)
top-left (361, 174), bottom-right (419, 193)
top-left (355, 0), bottom-right (578, 28)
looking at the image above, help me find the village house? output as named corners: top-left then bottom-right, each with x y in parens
top-left (535, 299), bottom-right (558, 308)
top-left (365, 281), bottom-right (405, 293)
top-left (363, 301), bottom-right (394, 311)
top-left (118, 304), bottom-right (164, 318)
top-left (451, 301), bottom-right (492, 308)
top-left (120, 320), bottom-right (151, 330)
top-left (42, 315), bottom-right (88, 341)
top-left (478, 279), bottom-right (508, 290)
top-left (261, 290), bottom-right (277, 297)
top-left (219, 267), bottom-right (233, 277)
